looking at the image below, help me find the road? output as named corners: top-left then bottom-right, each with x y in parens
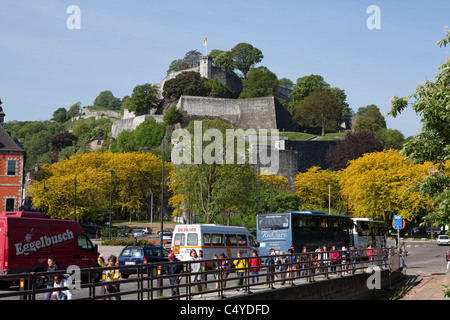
top-left (393, 239), bottom-right (450, 300)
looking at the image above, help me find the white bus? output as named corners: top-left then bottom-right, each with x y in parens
top-left (351, 218), bottom-right (387, 249)
top-left (171, 224), bottom-right (259, 264)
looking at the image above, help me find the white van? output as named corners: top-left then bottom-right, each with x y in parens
top-left (171, 224), bottom-right (259, 264)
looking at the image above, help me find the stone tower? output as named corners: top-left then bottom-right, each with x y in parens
top-left (199, 56), bottom-right (212, 79)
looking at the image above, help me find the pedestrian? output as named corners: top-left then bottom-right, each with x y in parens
top-left (233, 250), bottom-right (248, 291)
top-left (278, 251), bottom-right (288, 285)
top-left (264, 248), bottom-right (277, 287)
top-left (366, 244), bottom-right (375, 266)
top-left (218, 253), bottom-right (231, 288)
top-left (287, 248), bottom-right (296, 280)
top-left (165, 252), bottom-right (184, 299)
top-left (330, 245), bottom-right (339, 274)
top-left (98, 253), bottom-right (121, 300)
top-left (189, 249), bottom-right (202, 297)
top-left (299, 247), bottom-right (309, 277)
top-left (381, 246), bottom-right (389, 268)
top-left (321, 245), bottom-right (329, 276)
top-left (212, 253), bottom-right (220, 289)
top-left (51, 275), bottom-right (73, 300)
top-left (45, 255), bottom-right (61, 300)
top-left (248, 250), bottom-right (261, 284)
top-left (341, 246), bottom-right (349, 275)
top-left (399, 242), bottom-right (408, 269)
top-left (350, 246), bottom-right (359, 274)
top-left (445, 249), bottom-right (450, 273)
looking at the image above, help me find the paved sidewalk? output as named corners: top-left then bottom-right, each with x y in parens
top-left (399, 272), bottom-right (450, 300)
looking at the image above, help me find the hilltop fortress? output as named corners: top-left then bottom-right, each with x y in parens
top-left (111, 56), bottom-right (298, 138)
top-left (111, 57), bottom-right (340, 183)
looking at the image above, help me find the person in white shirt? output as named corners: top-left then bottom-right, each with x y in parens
top-left (52, 275), bottom-right (73, 300)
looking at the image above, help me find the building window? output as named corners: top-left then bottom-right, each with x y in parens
top-left (7, 160), bottom-right (16, 176)
top-left (5, 198), bottom-right (15, 212)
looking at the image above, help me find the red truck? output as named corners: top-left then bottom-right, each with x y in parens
top-left (0, 211), bottom-right (99, 286)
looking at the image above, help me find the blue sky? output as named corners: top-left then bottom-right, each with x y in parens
top-left (1, 0), bottom-right (448, 138)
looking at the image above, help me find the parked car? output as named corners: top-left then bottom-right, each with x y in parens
top-left (162, 232), bottom-right (172, 244)
top-left (132, 228), bottom-right (146, 237)
top-left (436, 235), bottom-right (449, 246)
top-left (117, 246), bottom-right (170, 278)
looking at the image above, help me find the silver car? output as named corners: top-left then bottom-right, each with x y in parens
top-left (436, 235), bottom-right (449, 245)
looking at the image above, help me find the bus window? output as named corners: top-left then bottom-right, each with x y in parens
top-left (293, 215), bottom-right (317, 232)
top-left (203, 233), bottom-right (211, 246)
top-left (237, 234), bottom-right (247, 246)
top-left (174, 233), bottom-right (185, 246)
top-left (225, 234), bottom-right (238, 246)
top-left (211, 234), bottom-right (223, 246)
top-left (258, 214), bottom-right (289, 230)
top-left (248, 235), bottom-right (256, 247)
top-left (187, 233), bottom-right (198, 246)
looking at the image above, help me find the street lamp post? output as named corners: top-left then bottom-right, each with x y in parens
top-left (108, 169), bottom-right (115, 239)
top-left (160, 142), bottom-right (165, 247)
top-left (73, 175), bottom-right (77, 222)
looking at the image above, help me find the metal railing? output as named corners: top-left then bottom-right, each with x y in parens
top-left (0, 247), bottom-right (398, 300)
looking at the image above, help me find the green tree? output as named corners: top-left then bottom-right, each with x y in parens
top-left (94, 90), bottom-right (121, 111)
top-left (67, 102), bottom-right (81, 119)
top-left (52, 107), bottom-right (68, 123)
top-left (230, 43), bottom-right (264, 79)
top-left (293, 90), bottom-right (342, 136)
top-left (163, 71), bottom-right (210, 100)
top-left (354, 104), bottom-right (386, 132)
top-left (167, 59), bottom-right (183, 74)
top-left (389, 30), bottom-right (450, 229)
top-left (239, 66), bottom-right (279, 99)
top-left (209, 49), bottom-right (234, 70)
top-left (130, 84), bottom-right (160, 116)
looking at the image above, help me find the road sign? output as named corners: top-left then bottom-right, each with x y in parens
top-left (392, 215), bottom-right (404, 230)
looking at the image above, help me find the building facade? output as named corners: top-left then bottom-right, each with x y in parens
top-left (0, 103), bottom-right (25, 212)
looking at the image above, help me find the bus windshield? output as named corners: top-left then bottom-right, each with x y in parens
top-left (258, 214), bottom-right (290, 230)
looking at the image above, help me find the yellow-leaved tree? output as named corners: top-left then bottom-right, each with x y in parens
top-left (28, 152), bottom-right (171, 222)
top-left (293, 166), bottom-right (342, 212)
top-left (340, 149), bottom-right (435, 223)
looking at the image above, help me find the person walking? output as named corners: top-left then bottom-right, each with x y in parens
top-left (399, 242), bottom-right (408, 269)
top-left (45, 255), bottom-right (61, 300)
top-left (165, 252), bottom-right (184, 299)
top-left (248, 250), bottom-right (261, 284)
top-left (189, 249), bottom-right (202, 297)
top-left (51, 275), bottom-right (73, 300)
top-left (218, 253), bottom-right (231, 288)
top-left (233, 250), bottom-right (248, 291)
top-left (446, 249), bottom-right (450, 273)
top-left (98, 254), bottom-right (121, 300)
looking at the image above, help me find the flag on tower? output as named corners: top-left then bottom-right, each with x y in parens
top-left (204, 38), bottom-right (207, 55)
top-left (204, 38), bottom-right (207, 46)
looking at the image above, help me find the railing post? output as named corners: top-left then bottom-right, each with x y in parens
top-left (19, 277), bottom-right (27, 301)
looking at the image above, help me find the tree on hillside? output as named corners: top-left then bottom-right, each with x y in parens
top-left (388, 30), bottom-right (450, 230)
top-left (180, 49), bottom-right (202, 70)
top-left (239, 66), bottom-right (279, 99)
top-left (167, 59), bottom-right (183, 75)
top-left (293, 90), bottom-right (342, 136)
top-left (289, 75), bottom-right (351, 116)
top-left (230, 43), bottom-right (263, 79)
top-left (94, 90), bottom-right (121, 111)
top-left (52, 107), bottom-right (68, 123)
top-left (354, 104), bottom-right (386, 132)
top-left (163, 71), bottom-right (210, 100)
top-left (326, 131), bottom-right (384, 170)
top-left (209, 49), bottom-right (235, 70)
top-left (129, 83), bottom-right (160, 116)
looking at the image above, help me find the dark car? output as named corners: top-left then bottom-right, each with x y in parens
top-left (118, 246), bottom-right (170, 278)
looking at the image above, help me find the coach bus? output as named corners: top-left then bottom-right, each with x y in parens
top-left (351, 218), bottom-right (387, 249)
top-left (256, 211), bottom-right (353, 255)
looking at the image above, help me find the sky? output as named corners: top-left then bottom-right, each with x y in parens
top-left (0, 0), bottom-right (449, 138)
